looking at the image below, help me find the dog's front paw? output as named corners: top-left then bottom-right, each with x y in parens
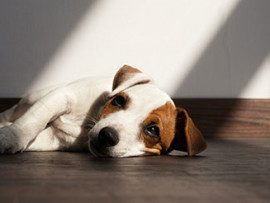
top-left (0, 126), bottom-right (22, 154)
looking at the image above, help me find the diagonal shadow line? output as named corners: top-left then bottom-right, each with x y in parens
top-left (173, 0), bottom-right (270, 98)
top-left (173, 0), bottom-right (270, 138)
top-left (0, 0), bottom-right (97, 97)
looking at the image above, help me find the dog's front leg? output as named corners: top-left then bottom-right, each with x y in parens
top-left (0, 90), bottom-right (74, 154)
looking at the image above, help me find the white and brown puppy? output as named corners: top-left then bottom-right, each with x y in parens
top-left (0, 65), bottom-right (206, 157)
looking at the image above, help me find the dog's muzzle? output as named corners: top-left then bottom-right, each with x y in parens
top-left (88, 127), bottom-right (120, 157)
top-left (98, 127), bottom-right (119, 147)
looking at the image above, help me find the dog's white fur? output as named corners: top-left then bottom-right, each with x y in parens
top-left (89, 84), bottom-right (173, 157)
top-left (0, 77), bottom-right (113, 153)
top-left (0, 67), bottom-right (173, 157)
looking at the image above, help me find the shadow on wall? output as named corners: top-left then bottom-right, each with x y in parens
top-left (173, 0), bottom-right (270, 98)
top-left (174, 0), bottom-right (270, 138)
top-left (0, 0), bottom-right (96, 97)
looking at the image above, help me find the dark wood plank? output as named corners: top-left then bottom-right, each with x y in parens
top-left (0, 138), bottom-right (269, 202)
top-left (174, 99), bottom-right (270, 137)
top-left (1, 98), bottom-right (270, 137)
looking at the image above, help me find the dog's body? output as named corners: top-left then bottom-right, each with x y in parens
top-left (0, 65), bottom-right (206, 157)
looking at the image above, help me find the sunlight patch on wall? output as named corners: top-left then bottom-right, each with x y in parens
top-left (166, 0), bottom-right (240, 96)
top-left (240, 55), bottom-right (270, 98)
top-left (27, 1), bottom-right (111, 92)
top-left (27, 0), bottom-right (240, 97)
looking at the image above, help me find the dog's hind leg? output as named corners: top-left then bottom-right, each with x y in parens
top-left (0, 86), bottom-right (58, 126)
top-left (25, 126), bottom-right (87, 152)
top-left (0, 87), bottom-right (73, 154)
top-left (0, 105), bottom-right (17, 128)
top-left (0, 101), bottom-right (30, 125)
top-left (24, 127), bottom-right (62, 152)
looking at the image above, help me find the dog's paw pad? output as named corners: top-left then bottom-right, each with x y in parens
top-left (0, 127), bottom-right (21, 154)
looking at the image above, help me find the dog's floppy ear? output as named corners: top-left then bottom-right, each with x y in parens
top-left (109, 65), bottom-right (152, 97)
top-left (170, 108), bottom-right (207, 156)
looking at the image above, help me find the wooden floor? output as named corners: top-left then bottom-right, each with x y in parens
top-left (0, 137), bottom-right (269, 203)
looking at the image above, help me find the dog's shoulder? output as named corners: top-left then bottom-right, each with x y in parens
top-left (63, 76), bottom-right (113, 94)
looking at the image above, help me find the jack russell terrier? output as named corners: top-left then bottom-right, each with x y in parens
top-left (0, 65), bottom-right (206, 157)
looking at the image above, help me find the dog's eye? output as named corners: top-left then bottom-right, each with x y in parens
top-left (144, 126), bottom-right (160, 138)
top-left (111, 95), bottom-right (126, 108)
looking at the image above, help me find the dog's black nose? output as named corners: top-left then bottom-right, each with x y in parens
top-left (98, 127), bottom-right (119, 147)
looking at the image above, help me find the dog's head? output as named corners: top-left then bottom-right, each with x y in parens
top-left (88, 65), bottom-right (207, 157)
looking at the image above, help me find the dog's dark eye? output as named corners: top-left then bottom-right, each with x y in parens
top-left (144, 126), bottom-right (160, 138)
top-left (111, 95), bottom-right (126, 108)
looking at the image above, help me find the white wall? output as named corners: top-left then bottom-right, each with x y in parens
top-left (0, 0), bottom-right (269, 98)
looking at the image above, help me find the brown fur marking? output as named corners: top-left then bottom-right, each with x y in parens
top-left (100, 92), bottom-right (130, 118)
top-left (140, 101), bottom-right (176, 154)
top-left (112, 65), bottom-right (141, 90)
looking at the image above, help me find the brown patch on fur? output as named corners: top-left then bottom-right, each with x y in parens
top-left (171, 108), bottom-right (207, 156)
top-left (112, 65), bottom-right (141, 90)
top-left (140, 101), bottom-right (176, 155)
top-left (100, 92), bottom-right (130, 118)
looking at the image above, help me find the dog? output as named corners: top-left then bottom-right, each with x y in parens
top-left (0, 65), bottom-right (206, 157)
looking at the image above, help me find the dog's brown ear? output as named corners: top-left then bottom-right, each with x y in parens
top-left (170, 108), bottom-right (207, 156)
top-left (110, 65), bottom-right (152, 97)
